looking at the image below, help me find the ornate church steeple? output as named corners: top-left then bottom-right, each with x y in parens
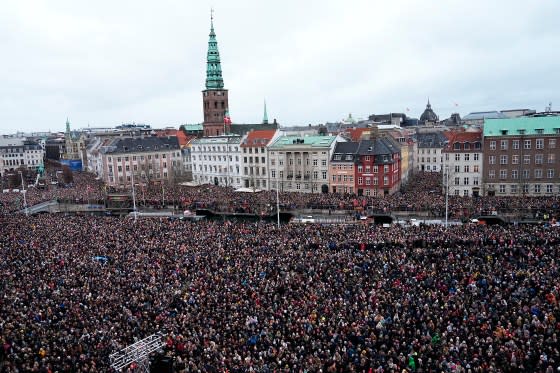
top-left (262, 100), bottom-right (268, 124)
top-left (65, 117), bottom-right (71, 134)
top-left (202, 9), bottom-right (230, 137)
top-left (205, 9), bottom-right (224, 90)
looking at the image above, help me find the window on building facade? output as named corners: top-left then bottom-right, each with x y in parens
top-left (473, 177), bottom-right (479, 185)
top-left (499, 170), bottom-right (507, 179)
top-left (523, 155), bottom-right (531, 164)
top-left (548, 154), bottom-right (555, 164)
top-left (546, 184), bottom-right (553, 193)
top-left (547, 169), bottom-right (554, 178)
top-left (510, 184), bottom-right (517, 194)
top-left (499, 185), bottom-right (506, 193)
top-left (455, 154), bottom-right (460, 161)
top-left (490, 141), bottom-right (496, 150)
top-left (464, 165), bottom-right (470, 172)
top-left (358, 177), bottom-right (363, 185)
top-left (489, 156), bottom-right (495, 165)
top-left (500, 140), bottom-right (508, 150)
top-left (524, 140), bottom-right (531, 149)
top-left (321, 160), bottom-right (327, 166)
top-left (473, 165), bottom-right (479, 173)
top-left (512, 155), bottom-right (519, 164)
top-left (512, 140), bottom-right (520, 150)
top-left (488, 170), bottom-right (495, 179)
top-left (511, 170), bottom-right (518, 179)
top-left (535, 154), bottom-right (543, 164)
top-left (535, 169), bottom-right (543, 178)
top-left (500, 155), bottom-right (508, 165)
top-left (549, 139), bottom-right (556, 149)
top-left (383, 176), bottom-right (389, 185)
top-left (534, 184), bottom-right (541, 194)
top-left (522, 170), bottom-right (529, 179)
top-left (536, 139), bottom-right (544, 149)
top-left (322, 171), bottom-right (327, 179)
top-left (455, 165), bottom-right (460, 173)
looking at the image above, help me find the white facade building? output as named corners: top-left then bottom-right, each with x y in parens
top-left (0, 138), bottom-right (45, 177)
top-left (191, 135), bottom-right (242, 188)
top-left (416, 132), bottom-right (448, 172)
top-left (239, 129), bottom-right (279, 190)
top-left (267, 135), bottom-right (341, 193)
top-left (443, 130), bottom-right (484, 197)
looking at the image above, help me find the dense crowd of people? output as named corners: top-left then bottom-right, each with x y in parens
top-left (0, 214), bottom-right (559, 372)
top-left (2, 167), bottom-right (559, 221)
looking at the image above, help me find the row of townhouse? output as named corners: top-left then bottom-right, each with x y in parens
top-left (191, 130), bottom-right (403, 196)
top-left (86, 136), bottom-right (183, 187)
top-left (0, 137), bottom-right (45, 178)
top-left (420, 115), bottom-right (560, 197)
top-left (77, 114), bottom-right (560, 198)
top-left (329, 137), bottom-right (402, 196)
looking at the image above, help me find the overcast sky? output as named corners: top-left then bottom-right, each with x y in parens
top-left (1, 0), bottom-right (559, 133)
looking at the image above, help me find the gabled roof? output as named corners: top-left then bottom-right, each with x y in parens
top-left (416, 132), bottom-right (448, 148)
top-left (331, 142), bottom-right (359, 162)
top-left (102, 136), bottom-right (180, 154)
top-left (444, 130), bottom-right (482, 152)
top-left (343, 127), bottom-right (370, 141)
top-left (240, 129), bottom-right (277, 148)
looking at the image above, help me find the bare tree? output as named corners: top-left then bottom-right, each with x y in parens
top-left (62, 165), bottom-right (73, 184)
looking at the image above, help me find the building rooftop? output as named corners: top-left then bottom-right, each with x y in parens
top-left (102, 136), bottom-right (180, 154)
top-left (241, 129), bottom-right (277, 148)
top-left (483, 116), bottom-right (560, 136)
top-left (416, 132), bottom-right (448, 148)
top-left (463, 111), bottom-right (507, 121)
top-left (269, 135), bottom-right (337, 149)
top-left (331, 142), bottom-right (359, 161)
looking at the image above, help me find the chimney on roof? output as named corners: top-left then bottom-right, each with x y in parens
top-left (369, 125), bottom-right (379, 140)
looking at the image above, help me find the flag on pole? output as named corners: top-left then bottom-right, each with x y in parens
top-left (224, 111), bottom-right (232, 125)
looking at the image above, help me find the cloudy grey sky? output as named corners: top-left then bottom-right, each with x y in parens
top-left (1, 0), bottom-right (559, 133)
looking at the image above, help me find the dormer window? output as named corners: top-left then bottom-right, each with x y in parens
top-left (535, 129), bottom-right (544, 134)
top-left (518, 129), bottom-right (526, 135)
top-left (453, 142), bottom-right (461, 150)
top-left (464, 142), bottom-right (470, 150)
top-left (501, 130), bottom-right (508, 135)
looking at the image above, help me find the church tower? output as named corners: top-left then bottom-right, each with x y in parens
top-left (202, 11), bottom-right (229, 136)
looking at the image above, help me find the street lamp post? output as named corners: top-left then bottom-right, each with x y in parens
top-left (19, 171), bottom-right (28, 216)
top-left (276, 185), bottom-right (280, 228)
top-left (130, 169), bottom-right (138, 222)
top-left (445, 165), bottom-right (449, 228)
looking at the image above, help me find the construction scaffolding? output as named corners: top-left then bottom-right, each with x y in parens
top-left (109, 332), bottom-right (165, 372)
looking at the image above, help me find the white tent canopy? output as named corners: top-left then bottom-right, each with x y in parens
top-left (234, 187), bottom-right (262, 193)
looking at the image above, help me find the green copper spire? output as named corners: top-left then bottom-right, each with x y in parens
top-left (262, 100), bottom-right (268, 124)
top-left (65, 117), bottom-right (70, 133)
top-left (205, 10), bottom-right (224, 90)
